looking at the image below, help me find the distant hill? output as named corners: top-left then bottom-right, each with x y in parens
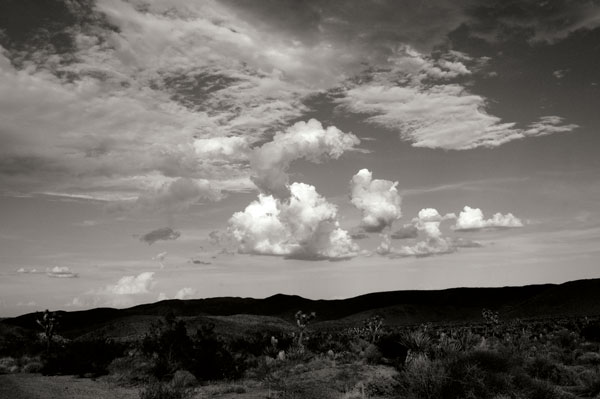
top-left (3, 278), bottom-right (599, 341)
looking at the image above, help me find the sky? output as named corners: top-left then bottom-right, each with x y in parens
top-left (1, 0), bottom-right (599, 317)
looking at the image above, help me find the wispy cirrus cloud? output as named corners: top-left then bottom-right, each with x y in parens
top-left (336, 47), bottom-right (578, 150)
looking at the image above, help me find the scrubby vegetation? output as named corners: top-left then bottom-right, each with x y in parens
top-left (1, 309), bottom-right (600, 399)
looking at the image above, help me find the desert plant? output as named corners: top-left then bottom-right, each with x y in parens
top-left (363, 315), bottom-right (385, 344)
top-left (36, 309), bottom-right (59, 352)
top-left (295, 310), bottom-right (316, 348)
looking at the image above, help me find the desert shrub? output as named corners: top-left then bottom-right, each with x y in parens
top-left (398, 356), bottom-right (446, 399)
top-left (377, 333), bottom-right (409, 366)
top-left (525, 356), bottom-right (579, 385)
top-left (0, 356), bottom-right (18, 373)
top-left (0, 330), bottom-right (44, 358)
top-left (577, 351), bottom-right (600, 365)
top-left (108, 355), bottom-right (154, 383)
top-left (305, 330), bottom-right (353, 354)
top-left (363, 343), bottom-right (382, 364)
top-left (138, 381), bottom-right (193, 399)
top-left (140, 316), bottom-right (243, 382)
top-left (440, 351), bottom-right (514, 399)
top-left (581, 322), bottom-right (600, 342)
top-left (365, 374), bottom-right (401, 396)
top-left (399, 330), bottom-right (432, 357)
top-left (41, 338), bottom-right (126, 377)
top-left (462, 349), bottom-right (514, 373)
top-left (22, 359), bottom-right (43, 373)
top-left (577, 369), bottom-right (600, 397)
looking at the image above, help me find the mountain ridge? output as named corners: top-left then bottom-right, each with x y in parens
top-left (3, 278), bottom-right (599, 340)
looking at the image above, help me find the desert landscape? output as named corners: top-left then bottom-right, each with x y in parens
top-left (1, 279), bottom-right (600, 399)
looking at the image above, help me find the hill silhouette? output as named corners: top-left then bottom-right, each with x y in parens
top-left (3, 278), bottom-right (599, 340)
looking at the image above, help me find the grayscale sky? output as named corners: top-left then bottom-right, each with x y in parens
top-left (1, 0), bottom-right (599, 316)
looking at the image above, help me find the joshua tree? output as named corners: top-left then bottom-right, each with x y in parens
top-left (295, 310), bottom-right (316, 348)
top-left (482, 308), bottom-right (500, 337)
top-left (364, 315), bottom-right (385, 344)
top-left (36, 309), bottom-right (59, 351)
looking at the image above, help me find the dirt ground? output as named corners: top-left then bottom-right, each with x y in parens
top-left (0, 374), bottom-right (139, 399)
top-left (0, 374), bottom-right (277, 399)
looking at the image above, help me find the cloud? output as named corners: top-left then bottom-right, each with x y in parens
top-left (377, 208), bottom-right (458, 257)
top-left (250, 119), bottom-right (360, 197)
top-left (174, 287), bottom-right (196, 300)
top-left (139, 227), bottom-right (181, 245)
top-left (105, 272), bottom-right (155, 295)
top-left (157, 292), bottom-right (169, 301)
top-left (454, 206), bottom-right (524, 232)
top-left (465, 0), bottom-right (600, 44)
top-left (391, 224), bottom-right (419, 239)
top-left (350, 169), bottom-right (401, 232)
top-left (153, 251), bottom-right (168, 269)
top-left (46, 266), bottom-right (78, 278)
top-left (193, 136), bottom-right (250, 161)
top-left (131, 178), bottom-right (222, 213)
top-left (336, 47), bottom-right (578, 150)
top-left (229, 182), bottom-right (358, 260)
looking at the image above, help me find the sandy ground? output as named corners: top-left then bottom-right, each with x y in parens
top-left (0, 374), bottom-right (139, 399)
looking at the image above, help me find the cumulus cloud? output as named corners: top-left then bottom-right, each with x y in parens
top-left (105, 272), bottom-right (155, 295)
top-left (391, 224), bottom-right (419, 239)
top-left (250, 119), bottom-right (360, 197)
top-left (157, 292), bottom-right (169, 301)
top-left (46, 266), bottom-right (78, 278)
top-left (139, 227), bottom-right (181, 245)
top-left (229, 182), bottom-right (358, 260)
top-left (454, 206), bottom-right (524, 231)
top-left (174, 287), bottom-right (196, 300)
top-left (377, 208), bottom-right (458, 257)
top-left (193, 136), bottom-right (250, 161)
top-left (350, 169), bottom-right (401, 232)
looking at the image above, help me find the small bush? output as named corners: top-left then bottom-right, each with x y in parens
top-left (41, 339), bottom-right (126, 377)
top-left (363, 344), bottom-right (382, 364)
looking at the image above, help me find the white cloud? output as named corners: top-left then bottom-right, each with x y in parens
top-left (336, 47), bottom-right (578, 150)
top-left (454, 206), bottom-right (524, 231)
top-left (105, 272), bottom-right (155, 295)
top-left (350, 169), bottom-right (401, 232)
top-left (193, 136), bottom-right (250, 161)
top-left (229, 182), bottom-right (358, 260)
top-left (174, 287), bottom-right (196, 300)
top-left (153, 252), bottom-right (168, 269)
top-left (250, 119), bottom-right (360, 197)
top-left (46, 266), bottom-right (78, 278)
top-left (377, 208), bottom-right (457, 257)
top-left (157, 292), bottom-right (169, 301)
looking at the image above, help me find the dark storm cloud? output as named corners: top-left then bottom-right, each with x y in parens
top-left (464, 0), bottom-right (600, 44)
top-left (139, 227), bottom-right (181, 246)
top-left (224, 0), bottom-right (469, 54)
top-left (0, 0), bottom-right (116, 67)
